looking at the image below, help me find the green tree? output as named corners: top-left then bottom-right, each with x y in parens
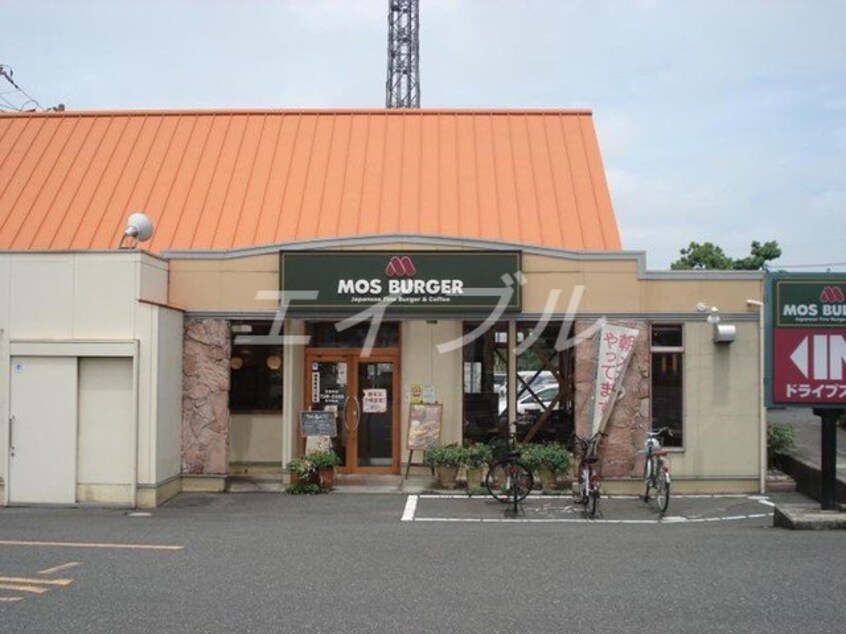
top-left (670, 240), bottom-right (781, 271)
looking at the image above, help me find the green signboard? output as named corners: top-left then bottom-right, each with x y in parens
top-left (280, 250), bottom-right (522, 313)
top-left (771, 276), bottom-right (846, 327)
top-left (765, 272), bottom-right (846, 409)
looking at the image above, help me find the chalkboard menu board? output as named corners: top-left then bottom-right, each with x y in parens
top-left (300, 410), bottom-right (337, 437)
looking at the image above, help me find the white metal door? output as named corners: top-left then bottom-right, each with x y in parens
top-left (9, 356), bottom-right (78, 504)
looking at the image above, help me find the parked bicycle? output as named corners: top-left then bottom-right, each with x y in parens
top-left (641, 426), bottom-right (673, 512)
top-left (573, 431), bottom-right (605, 517)
top-left (485, 427), bottom-right (534, 511)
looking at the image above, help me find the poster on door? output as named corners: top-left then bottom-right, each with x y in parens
top-left (362, 388), bottom-right (388, 413)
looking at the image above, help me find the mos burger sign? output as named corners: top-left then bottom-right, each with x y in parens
top-left (280, 250), bottom-right (522, 313)
top-left (767, 273), bottom-right (846, 407)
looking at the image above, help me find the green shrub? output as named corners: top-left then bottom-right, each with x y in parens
top-left (519, 443), bottom-right (572, 475)
top-left (767, 425), bottom-right (796, 457)
top-left (306, 450), bottom-right (340, 470)
top-left (464, 442), bottom-right (493, 469)
top-left (519, 444), bottom-right (544, 472)
top-left (767, 425), bottom-right (796, 469)
top-left (423, 443), bottom-right (468, 467)
top-left (286, 457), bottom-right (314, 479)
top-left (285, 482), bottom-right (322, 495)
top-left (537, 443), bottom-right (572, 475)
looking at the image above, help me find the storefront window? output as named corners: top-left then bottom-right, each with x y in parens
top-left (462, 323), bottom-right (508, 443)
top-left (514, 321), bottom-right (574, 444)
top-left (651, 324), bottom-right (683, 447)
top-left (229, 321), bottom-right (284, 412)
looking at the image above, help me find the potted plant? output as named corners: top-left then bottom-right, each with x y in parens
top-left (423, 443), bottom-right (468, 489)
top-left (520, 443), bottom-right (572, 492)
top-left (285, 457), bottom-right (321, 495)
top-left (464, 442), bottom-right (493, 489)
top-left (306, 450), bottom-right (341, 491)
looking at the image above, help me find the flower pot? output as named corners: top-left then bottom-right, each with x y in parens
top-left (318, 468), bottom-right (336, 491)
top-left (465, 466), bottom-right (483, 489)
top-left (436, 465), bottom-right (460, 489)
top-left (537, 465), bottom-right (558, 492)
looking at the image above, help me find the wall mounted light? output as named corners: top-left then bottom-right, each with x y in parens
top-left (118, 212), bottom-right (154, 249)
top-left (697, 302), bottom-right (736, 344)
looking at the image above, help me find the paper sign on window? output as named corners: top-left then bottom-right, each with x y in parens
top-left (362, 388), bottom-right (388, 413)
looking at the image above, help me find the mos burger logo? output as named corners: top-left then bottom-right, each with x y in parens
top-left (385, 256), bottom-right (416, 277)
top-left (820, 286), bottom-right (845, 303)
top-left (335, 255), bottom-right (465, 298)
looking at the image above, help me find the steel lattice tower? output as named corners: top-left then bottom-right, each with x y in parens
top-left (385, 0), bottom-right (420, 108)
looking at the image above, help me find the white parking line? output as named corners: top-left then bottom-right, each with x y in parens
top-left (0, 540), bottom-right (183, 551)
top-left (401, 495), bottom-right (418, 521)
top-left (402, 494), bottom-right (775, 525)
top-left (37, 561), bottom-right (80, 576)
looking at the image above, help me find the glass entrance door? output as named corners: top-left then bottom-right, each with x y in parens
top-left (305, 351), bottom-right (400, 474)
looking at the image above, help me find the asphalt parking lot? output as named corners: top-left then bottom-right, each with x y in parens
top-left (1, 490), bottom-right (842, 634)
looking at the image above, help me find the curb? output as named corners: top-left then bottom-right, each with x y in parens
top-left (773, 503), bottom-right (846, 530)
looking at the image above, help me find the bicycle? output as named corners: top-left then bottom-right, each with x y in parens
top-left (641, 426), bottom-right (673, 513)
top-left (573, 431), bottom-right (605, 517)
top-left (485, 428), bottom-right (534, 512)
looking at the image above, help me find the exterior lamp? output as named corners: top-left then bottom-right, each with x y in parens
top-left (118, 212), bottom-right (154, 249)
top-left (697, 303), bottom-right (736, 344)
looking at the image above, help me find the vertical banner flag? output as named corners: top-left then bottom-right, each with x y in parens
top-left (591, 323), bottom-right (640, 435)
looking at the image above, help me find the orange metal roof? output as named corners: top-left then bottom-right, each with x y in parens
top-left (0, 109), bottom-right (621, 253)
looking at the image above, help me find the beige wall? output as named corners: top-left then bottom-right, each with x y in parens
top-left (77, 357), bottom-right (134, 505)
top-left (281, 320), bottom-right (306, 468)
top-left (672, 321), bottom-right (761, 479)
top-left (230, 414), bottom-right (284, 463)
top-left (168, 249), bottom-right (763, 315)
top-left (155, 308), bottom-right (184, 482)
top-left (400, 321), bottom-right (464, 449)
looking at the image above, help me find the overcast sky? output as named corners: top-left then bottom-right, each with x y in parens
top-left (2, 0), bottom-right (844, 270)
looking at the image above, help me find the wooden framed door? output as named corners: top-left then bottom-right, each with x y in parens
top-left (304, 349), bottom-right (401, 474)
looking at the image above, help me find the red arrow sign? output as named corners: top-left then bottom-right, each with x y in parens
top-left (773, 329), bottom-right (846, 404)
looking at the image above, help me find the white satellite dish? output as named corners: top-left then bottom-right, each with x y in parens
top-left (119, 212), bottom-right (154, 248)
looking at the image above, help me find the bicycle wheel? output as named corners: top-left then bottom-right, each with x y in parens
top-left (486, 460), bottom-right (533, 503)
top-left (587, 489), bottom-right (598, 517)
top-left (642, 457), bottom-right (652, 502)
top-left (485, 460), bottom-right (511, 503)
top-left (579, 464), bottom-right (590, 505)
top-left (656, 471), bottom-right (670, 513)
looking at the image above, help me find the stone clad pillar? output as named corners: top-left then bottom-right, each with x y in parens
top-left (182, 319), bottom-right (230, 478)
top-left (574, 320), bottom-right (650, 478)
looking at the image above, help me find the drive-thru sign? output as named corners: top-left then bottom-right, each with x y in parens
top-left (766, 272), bottom-right (846, 511)
top-left (767, 274), bottom-right (846, 407)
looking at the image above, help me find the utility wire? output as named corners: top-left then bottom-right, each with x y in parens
top-left (0, 64), bottom-right (63, 112)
